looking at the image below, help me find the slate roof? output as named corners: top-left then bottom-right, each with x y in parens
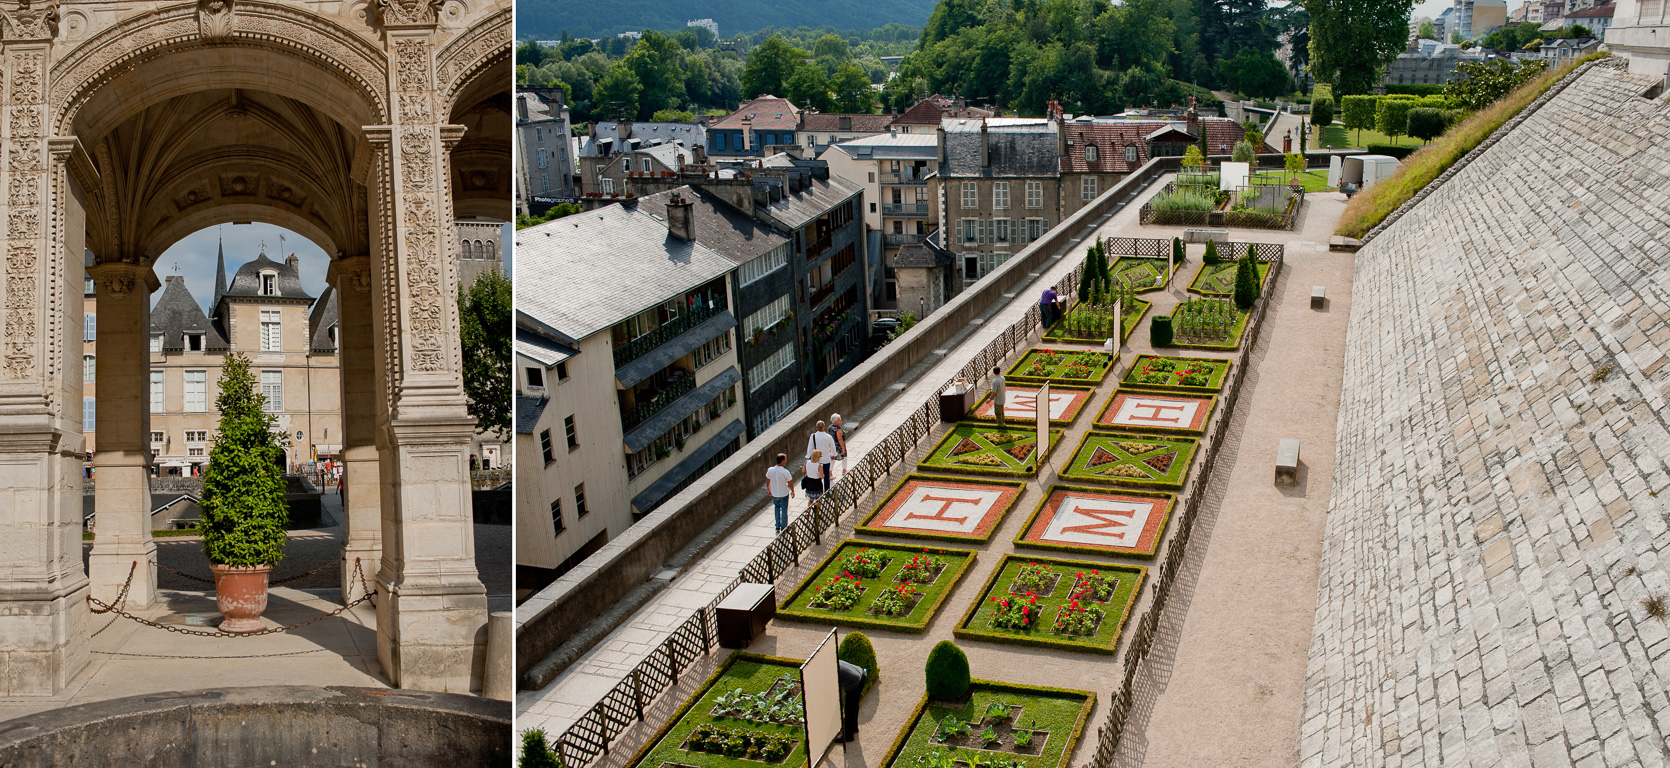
top-left (1564, 3), bottom-right (1613, 17)
top-left (799, 113), bottom-right (895, 133)
top-left (942, 118), bottom-right (1061, 178)
top-left (151, 276), bottom-right (229, 350)
top-left (638, 187), bottom-right (788, 263)
top-left (515, 395), bottom-right (548, 435)
top-left (630, 419), bottom-right (745, 513)
top-left (222, 250), bottom-right (314, 301)
top-left (515, 329), bottom-right (577, 368)
top-left (516, 88), bottom-right (566, 124)
top-left (592, 120), bottom-right (706, 149)
top-left (890, 95), bottom-right (993, 126)
top-left (308, 285), bottom-right (339, 352)
top-left (895, 244), bottom-right (950, 268)
top-left (516, 188), bottom-right (738, 341)
top-left (712, 96), bottom-right (800, 131)
top-left (825, 132), bottom-right (939, 160)
top-left (756, 174), bottom-right (864, 229)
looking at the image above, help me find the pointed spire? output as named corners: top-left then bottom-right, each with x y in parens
top-left (213, 227), bottom-right (228, 307)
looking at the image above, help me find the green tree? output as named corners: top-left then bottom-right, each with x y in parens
top-left (1284, 151), bottom-right (1306, 179)
top-left (831, 64), bottom-right (875, 113)
top-left (1339, 94), bottom-right (1378, 145)
top-left (924, 641), bottom-right (971, 702)
top-left (838, 631), bottom-right (879, 693)
top-left (1203, 238), bottom-right (1220, 265)
top-left (519, 729), bottom-right (563, 768)
top-left (1417, 19), bottom-right (1437, 40)
top-left (1375, 97), bottom-right (1413, 142)
top-left (1231, 139), bottom-right (1255, 162)
top-left (1233, 244), bottom-right (1259, 309)
top-left (517, 202), bottom-right (581, 230)
top-left (592, 63), bottom-right (642, 121)
top-left (742, 36), bottom-right (808, 98)
top-left (1304, 0), bottom-right (1416, 95)
top-left (1217, 46), bottom-right (1292, 99)
top-left (516, 39), bottom-right (547, 68)
top-left (1444, 57), bottom-right (1547, 110)
top-left (1311, 95), bottom-right (1334, 126)
top-left (1406, 107), bottom-right (1446, 142)
top-left (650, 108), bottom-right (696, 123)
top-left (812, 33), bottom-right (850, 62)
top-left (786, 63), bottom-right (833, 112)
top-left (1150, 315), bottom-right (1173, 346)
top-left (460, 268), bottom-right (512, 441)
top-left (199, 354), bottom-right (288, 567)
top-left (622, 31), bottom-right (685, 120)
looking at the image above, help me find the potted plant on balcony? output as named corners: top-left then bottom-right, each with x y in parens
top-left (197, 353), bottom-right (289, 633)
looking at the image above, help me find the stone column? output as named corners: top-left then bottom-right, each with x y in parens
top-left (364, 4), bottom-right (489, 693)
top-left (85, 262), bottom-right (160, 608)
top-left (328, 255), bottom-right (382, 604)
top-left (0, 9), bottom-right (93, 696)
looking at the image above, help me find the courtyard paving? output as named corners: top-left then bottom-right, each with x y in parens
top-left (519, 179), bottom-right (1357, 768)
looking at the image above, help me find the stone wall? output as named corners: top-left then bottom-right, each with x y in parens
top-left (1303, 64), bottom-right (1670, 765)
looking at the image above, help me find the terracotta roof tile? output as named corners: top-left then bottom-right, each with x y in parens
top-left (712, 96), bottom-right (800, 131)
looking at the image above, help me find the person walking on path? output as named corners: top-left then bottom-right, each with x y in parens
top-left (1040, 286), bottom-right (1058, 329)
top-left (765, 453), bottom-right (795, 534)
top-left (808, 422), bottom-right (838, 493)
top-left (1104, 336), bottom-right (1117, 365)
top-left (828, 414), bottom-right (847, 474)
top-left (991, 367), bottom-right (1007, 426)
top-left (803, 451), bottom-right (826, 505)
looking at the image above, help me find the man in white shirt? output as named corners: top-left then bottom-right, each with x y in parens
top-left (991, 367), bottom-right (1007, 426)
top-left (808, 421), bottom-right (838, 493)
top-left (764, 453), bottom-right (795, 534)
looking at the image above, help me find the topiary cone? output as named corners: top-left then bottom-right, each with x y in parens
top-left (925, 640), bottom-right (971, 703)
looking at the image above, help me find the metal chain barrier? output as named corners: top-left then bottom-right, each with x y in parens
top-left (152, 555), bottom-right (347, 587)
top-left (88, 558), bottom-right (377, 638)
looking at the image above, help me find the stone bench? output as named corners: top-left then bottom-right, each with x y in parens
top-left (1275, 438), bottom-right (1301, 485)
top-left (1182, 228), bottom-right (1229, 244)
top-left (1311, 286), bottom-right (1326, 309)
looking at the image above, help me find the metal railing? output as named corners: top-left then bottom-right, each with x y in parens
top-left (620, 375), bottom-right (696, 432)
top-left (612, 303), bottom-right (725, 369)
top-left (880, 170), bottom-right (931, 184)
top-left (882, 202), bottom-right (930, 217)
top-left (883, 233), bottom-right (928, 246)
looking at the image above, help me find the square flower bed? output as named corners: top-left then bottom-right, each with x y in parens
top-left (1014, 485), bottom-right (1177, 558)
top-left (857, 475), bottom-right (1027, 544)
top-left (778, 540), bottom-right (977, 633)
top-left (1187, 258), bottom-right (1269, 296)
top-left (624, 653), bottom-right (812, 768)
top-left (953, 554), bottom-right (1145, 654)
top-left (1004, 348), bottom-right (1112, 385)
top-left (1061, 431), bottom-right (1197, 490)
top-left (967, 384), bottom-right (1093, 427)
top-left (1120, 354), bottom-right (1230, 392)
top-left (1110, 257), bottom-right (1173, 293)
top-left (918, 423), bottom-right (1064, 478)
top-left (1094, 389), bottom-right (1217, 436)
top-left (1042, 298), bottom-right (1150, 345)
top-left (877, 680), bottom-right (1096, 768)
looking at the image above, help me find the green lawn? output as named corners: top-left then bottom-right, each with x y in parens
top-left (953, 554), bottom-right (1146, 654)
top-left (1313, 123), bottom-right (1418, 150)
top-left (1043, 299), bottom-right (1150, 346)
top-left (626, 655), bottom-right (811, 768)
top-left (918, 423), bottom-right (1063, 478)
top-left (1060, 431), bottom-right (1199, 490)
top-left (1187, 260), bottom-right (1269, 296)
top-left (1006, 348), bottom-right (1113, 385)
top-left (778, 540), bottom-right (978, 632)
top-left (879, 681), bottom-right (1096, 768)
top-left (1121, 355), bottom-right (1232, 392)
top-left (1249, 170), bottom-right (1334, 192)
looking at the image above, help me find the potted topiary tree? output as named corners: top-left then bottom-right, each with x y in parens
top-left (198, 353), bottom-right (289, 633)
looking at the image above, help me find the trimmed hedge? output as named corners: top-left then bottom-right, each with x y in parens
top-left (924, 641), bottom-right (970, 702)
top-left (838, 632), bottom-right (879, 696)
top-left (1149, 315), bottom-right (1173, 347)
top-left (1364, 144), bottom-right (1417, 159)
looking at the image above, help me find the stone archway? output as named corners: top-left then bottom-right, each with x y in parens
top-left (0, 0), bottom-right (510, 698)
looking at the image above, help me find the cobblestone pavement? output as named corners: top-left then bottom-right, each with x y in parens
top-left (520, 175), bottom-right (1350, 768)
top-left (1303, 63), bottom-right (1670, 767)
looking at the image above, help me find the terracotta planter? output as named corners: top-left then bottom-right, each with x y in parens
top-left (210, 564), bottom-right (272, 633)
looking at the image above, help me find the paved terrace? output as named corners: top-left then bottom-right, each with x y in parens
top-left (519, 176), bottom-right (1358, 767)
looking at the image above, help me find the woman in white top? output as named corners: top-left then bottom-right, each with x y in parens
top-left (803, 450), bottom-right (825, 502)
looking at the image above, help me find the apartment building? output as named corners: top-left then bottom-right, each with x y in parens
top-left (820, 131), bottom-right (940, 310)
top-left (515, 86), bottom-right (576, 214)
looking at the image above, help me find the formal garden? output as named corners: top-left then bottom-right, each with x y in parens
top-left (953, 555), bottom-right (1145, 654)
top-left (879, 682), bottom-right (1095, 768)
top-left (1119, 355), bottom-right (1230, 392)
top-left (1014, 486), bottom-right (1177, 558)
top-left (1094, 390), bottom-right (1217, 436)
top-left (1061, 432), bottom-right (1199, 490)
top-left (624, 654), bottom-right (812, 768)
top-left (857, 475), bottom-right (1028, 544)
top-left (919, 424), bottom-right (1064, 478)
top-left (1188, 246), bottom-right (1269, 296)
top-left (778, 540), bottom-right (977, 632)
top-left (967, 384), bottom-right (1093, 427)
top-left (1005, 348), bottom-right (1112, 385)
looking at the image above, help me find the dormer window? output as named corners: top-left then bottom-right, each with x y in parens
top-left (260, 270), bottom-right (277, 296)
top-left (1125, 144), bottom-right (1138, 163)
top-left (151, 334), bottom-right (163, 354)
top-left (327, 326), bottom-right (337, 349)
top-left (186, 333), bottom-right (203, 352)
top-left (1085, 145), bottom-right (1098, 162)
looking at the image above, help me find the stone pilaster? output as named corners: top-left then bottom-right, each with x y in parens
top-left (328, 254), bottom-right (383, 604)
top-left (85, 262), bottom-right (160, 609)
top-left (365, 1), bottom-right (488, 693)
top-left (0, 3), bottom-right (91, 697)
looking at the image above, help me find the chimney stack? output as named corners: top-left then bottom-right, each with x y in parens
top-left (666, 192), bottom-right (695, 240)
top-left (742, 118), bottom-right (753, 152)
top-left (979, 117), bottom-right (989, 168)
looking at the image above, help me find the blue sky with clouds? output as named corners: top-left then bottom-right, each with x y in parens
top-left (152, 222), bottom-right (511, 312)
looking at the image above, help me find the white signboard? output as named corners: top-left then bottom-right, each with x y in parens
top-left (1219, 161), bottom-right (1250, 191)
top-left (1035, 382), bottom-right (1050, 470)
top-left (801, 629), bottom-right (842, 765)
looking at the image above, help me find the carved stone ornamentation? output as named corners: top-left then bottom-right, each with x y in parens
top-left (344, 265), bottom-right (372, 294)
top-left (1, 2), bottom-right (59, 41)
top-left (398, 92), bottom-right (430, 123)
top-left (10, 53), bottom-right (43, 104)
top-left (101, 274), bottom-right (135, 299)
top-left (9, 209), bottom-right (39, 240)
top-left (10, 107), bottom-right (43, 138)
top-left (8, 178), bottom-right (37, 207)
top-left (374, 0), bottom-right (443, 28)
top-left (197, 0), bottom-right (235, 39)
top-left (394, 39), bottom-right (429, 93)
top-left (4, 244), bottom-right (39, 379)
top-left (9, 145), bottom-right (43, 173)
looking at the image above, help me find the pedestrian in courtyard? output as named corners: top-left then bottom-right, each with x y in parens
top-left (991, 366), bottom-right (1007, 426)
top-left (765, 453), bottom-right (794, 534)
top-left (828, 414), bottom-right (847, 474)
top-left (1039, 285), bottom-right (1058, 328)
top-left (1104, 336), bottom-right (1116, 364)
top-left (803, 450), bottom-right (825, 504)
top-left (808, 422), bottom-right (838, 493)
